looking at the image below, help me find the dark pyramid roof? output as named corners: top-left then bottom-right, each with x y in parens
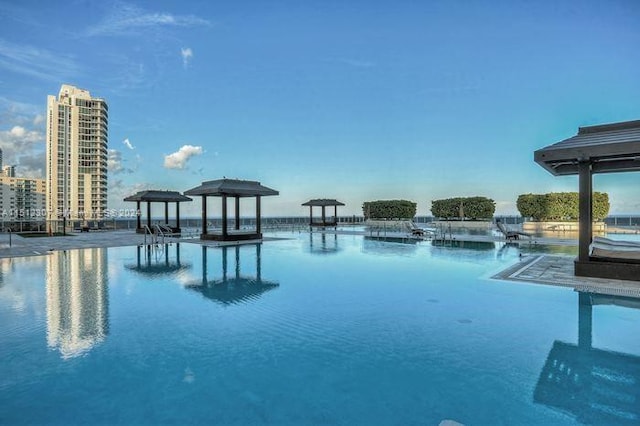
top-left (123, 190), bottom-right (192, 202)
top-left (535, 119), bottom-right (640, 176)
top-left (301, 199), bottom-right (345, 207)
top-left (184, 178), bottom-right (279, 197)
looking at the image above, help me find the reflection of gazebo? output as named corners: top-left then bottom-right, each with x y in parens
top-left (123, 190), bottom-right (192, 234)
top-left (308, 233), bottom-right (340, 255)
top-left (534, 291), bottom-right (640, 424)
top-left (185, 244), bottom-right (278, 305)
top-left (184, 179), bottom-right (279, 241)
top-left (535, 120), bottom-right (640, 281)
top-left (301, 199), bottom-right (344, 227)
top-left (125, 243), bottom-right (191, 275)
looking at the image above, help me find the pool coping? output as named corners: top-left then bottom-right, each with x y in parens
top-left (492, 254), bottom-right (640, 298)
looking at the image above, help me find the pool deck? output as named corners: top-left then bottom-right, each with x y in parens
top-left (0, 230), bottom-right (286, 259)
top-left (492, 254), bottom-right (640, 298)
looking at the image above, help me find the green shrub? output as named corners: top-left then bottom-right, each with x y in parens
top-left (430, 196), bottom-right (495, 220)
top-left (362, 200), bottom-right (417, 220)
top-left (516, 192), bottom-right (609, 221)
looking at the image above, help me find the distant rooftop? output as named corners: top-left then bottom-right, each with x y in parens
top-left (535, 119), bottom-right (640, 175)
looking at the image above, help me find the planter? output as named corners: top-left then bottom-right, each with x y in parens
top-left (432, 220), bottom-right (493, 230)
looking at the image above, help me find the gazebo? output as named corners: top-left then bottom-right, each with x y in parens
top-left (534, 119), bottom-right (640, 281)
top-left (301, 199), bottom-right (345, 227)
top-left (123, 190), bottom-right (192, 234)
top-left (184, 178), bottom-right (279, 241)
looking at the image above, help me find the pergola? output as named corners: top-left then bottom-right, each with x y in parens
top-left (301, 199), bottom-right (345, 227)
top-left (123, 190), bottom-right (192, 234)
top-left (184, 178), bottom-right (279, 241)
top-left (534, 119), bottom-right (640, 280)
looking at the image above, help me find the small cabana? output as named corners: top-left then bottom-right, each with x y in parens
top-left (184, 178), bottom-right (279, 241)
top-left (123, 190), bottom-right (192, 234)
top-left (534, 119), bottom-right (640, 281)
top-left (301, 199), bottom-right (345, 227)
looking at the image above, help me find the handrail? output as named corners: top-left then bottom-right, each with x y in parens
top-left (154, 224), bottom-right (166, 245)
top-left (143, 224), bottom-right (155, 245)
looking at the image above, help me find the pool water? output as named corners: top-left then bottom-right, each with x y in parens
top-left (1, 234), bottom-right (639, 425)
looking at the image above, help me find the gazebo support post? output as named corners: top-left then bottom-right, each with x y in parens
top-left (578, 161), bottom-right (593, 263)
top-left (309, 206), bottom-right (313, 227)
top-left (164, 201), bottom-right (169, 225)
top-left (235, 196), bottom-right (240, 230)
top-left (146, 201), bottom-right (151, 230)
top-left (222, 194), bottom-right (228, 239)
top-left (334, 205), bottom-right (338, 227)
top-left (322, 206), bottom-right (326, 226)
top-left (176, 203), bottom-right (180, 229)
top-left (201, 195), bottom-right (207, 235)
top-left (256, 195), bottom-right (262, 235)
top-left (136, 201), bottom-right (141, 230)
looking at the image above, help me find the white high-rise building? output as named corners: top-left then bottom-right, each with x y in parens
top-left (46, 84), bottom-right (108, 226)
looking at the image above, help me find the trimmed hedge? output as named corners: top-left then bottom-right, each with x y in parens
top-left (516, 192), bottom-right (609, 221)
top-left (430, 196), bottom-right (495, 220)
top-left (362, 200), bottom-right (417, 220)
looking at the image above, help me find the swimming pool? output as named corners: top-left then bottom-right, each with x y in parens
top-left (1, 234), bottom-right (639, 425)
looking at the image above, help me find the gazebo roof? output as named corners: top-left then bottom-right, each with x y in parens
top-left (301, 199), bottom-right (345, 207)
top-left (123, 190), bottom-right (192, 203)
top-left (184, 178), bottom-right (279, 197)
top-left (535, 119), bottom-right (640, 176)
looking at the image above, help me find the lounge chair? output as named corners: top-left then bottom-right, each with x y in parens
top-left (590, 236), bottom-right (640, 262)
top-left (496, 220), bottom-right (532, 241)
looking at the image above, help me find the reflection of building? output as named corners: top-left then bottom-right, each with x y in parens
top-left (534, 292), bottom-right (640, 424)
top-left (46, 84), bottom-right (108, 225)
top-left (126, 243), bottom-right (191, 275)
top-left (186, 244), bottom-right (278, 305)
top-left (46, 248), bottom-right (109, 359)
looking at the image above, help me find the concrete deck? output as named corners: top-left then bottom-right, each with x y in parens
top-left (492, 254), bottom-right (640, 298)
top-left (0, 230), bottom-right (289, 259)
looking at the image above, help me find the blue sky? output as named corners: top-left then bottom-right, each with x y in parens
top-left (0, 0), bottom-right (639, 217)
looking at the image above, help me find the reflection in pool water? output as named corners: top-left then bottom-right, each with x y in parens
top-left (46, 248), bottom-right (109, 359)
top-left (534, 292), bottom-right (640, 424)
top-left (0, 235), bottom-right (639, 424)
top-left (185, 244), bottom-right (279, 305)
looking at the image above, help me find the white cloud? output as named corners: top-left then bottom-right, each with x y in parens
top-left (87, 3), bottom-right (210, 37)
top-left (0, 122), bottom-right (45, 177)
top-left (164, 144), bottom-right (203, 169)
top-left (181, 47), bottom-right (193, 68)
top-left (122, 138), bottom-right (135, 150)
top-left (33, 114), bottom-right (44, 125)
top-left (107, 149), bottom-right (124, 173)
